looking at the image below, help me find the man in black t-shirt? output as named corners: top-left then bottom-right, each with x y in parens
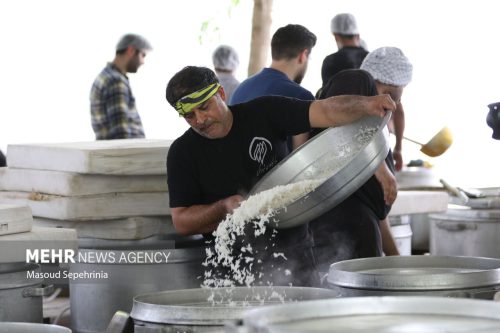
top-left (165, 66), bottom-right (396, 287)
top-left (320, 13), bottom-right (368, 88)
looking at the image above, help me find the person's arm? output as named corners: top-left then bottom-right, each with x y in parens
top-left (292, 132), bottom-right (309, 150)
top-left (392, 102), bottom-right (405, 171)
top-left (380, 217), bottom-right (400, 256)
top-left (309, 94), bottom-right (396, 128)
top-left (171, 195), bottom-right (243, 236)
top-left (374, 162), bottom-right (398, 205)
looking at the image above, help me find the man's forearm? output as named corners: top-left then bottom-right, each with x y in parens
top-left (171, 195), bottom-right (242, 236)
top-left (309, 95), bottom-right (395, 128)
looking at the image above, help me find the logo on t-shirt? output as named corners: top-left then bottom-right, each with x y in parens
top-left (249, 137), bottom-right (272, 164)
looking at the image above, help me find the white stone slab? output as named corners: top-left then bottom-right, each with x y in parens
top-left (0, 203), bottom-right (33, 236)
top-left (0, 226), bottom-right (77, 263)
top-left (33, 216), bottom-right (174, 240)
top-left (0, 167), bottom-right (167, 196)
top-left (6, 139), bottom-right (171, 175)
top-left (0, 191), bottom-right (170, 220)
top-left (389, 191), bottom-right (449, 216)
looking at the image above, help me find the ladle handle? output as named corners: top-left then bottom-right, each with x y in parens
top-left (402, 136), bottom-right (424, 146)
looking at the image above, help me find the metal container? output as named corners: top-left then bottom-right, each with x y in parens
top-left (0, 322), bottom-right (71, 333)
top-left (0, 263), bottom-right (53, 322)
top-left (70, 235), bottom-right (206, 333)
top-left (123, 287), bottom-right (337, 332)
top-left (408, 213), bottom-right (431, 251)
top-left (390, 224), bottom-right (412, 256)
top-left (327, 255), bottom-right (500, 299)
top-left (430, 207), bottom-right (500, 258)
top-left (240, 296), bottom-right (500, 332)
top-left (449, 187), bottom-right (500, 208)
top-left (249, 113), bottom-right (390, 229)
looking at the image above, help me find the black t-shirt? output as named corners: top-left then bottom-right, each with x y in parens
top-left (167, 95), bottom-right (314, 250)
top-left (321, 46), bottom-right (369, 87)
top-left (0, 150), bottom-right (5, 167)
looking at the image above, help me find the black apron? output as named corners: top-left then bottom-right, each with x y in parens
top-left (309, 69), bottom-right (394, 277)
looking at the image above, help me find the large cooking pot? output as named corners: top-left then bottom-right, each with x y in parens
top-left (327, 255), bottom-right (500, 299)
top-left (0, 262), bottom-right (54, 322)
top-left (249, 113), bottom-right (390, 229)
top-left (430, 207), bottom-right (500, 258)
top-left (107, 286), bottom-right (338, 332)
top-left (0, 322), bottom-right (71, 333)
top-left (239, 296), bottom-right (500, 332)
top-left (69, 235), bottom-right (206, 333)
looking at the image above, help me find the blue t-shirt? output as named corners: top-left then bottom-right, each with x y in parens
top-left (230, 68), bottom-right (314, 105)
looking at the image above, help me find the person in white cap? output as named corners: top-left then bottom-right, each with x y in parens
top-left (90, 33), bottom-right (153, 140)
top-left (360, 46), bottom-right (413, 172)
top-left (320, 13), bottom-right (368, 88)
top-left (212, 45), bottom-right (240, 102)
top-left (361, 46), bottom-right (413, 256)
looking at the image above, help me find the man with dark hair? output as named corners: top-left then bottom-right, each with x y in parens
top-left (320, 13), bottom-right (368, 88)
top-left (90, 33), bottom-right (152, 140)
top-left (165, 66), bottom-right (396, 287)
top-left (230, 24), bottom-right (317, 151)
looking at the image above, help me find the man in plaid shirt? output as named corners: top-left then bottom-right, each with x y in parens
top-left (90, 34), bottom-right (152, 140)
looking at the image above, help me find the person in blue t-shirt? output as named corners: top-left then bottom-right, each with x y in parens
top-left (230, 24), bottom-right (317, 152)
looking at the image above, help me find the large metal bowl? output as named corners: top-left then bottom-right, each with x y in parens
top-left (130, 287), bottom-right (338, 327)
top-left (249, 113), bottom-right (391, 229)
top-left (240, 296), bottom-right (500, 333)
top-left (327, 255), bottom-right (500, 298)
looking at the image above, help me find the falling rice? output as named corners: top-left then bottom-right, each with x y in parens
top-left (203, 125), bottom-right (379, 301)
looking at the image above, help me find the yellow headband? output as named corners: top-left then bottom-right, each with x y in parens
top-left (174, 83), bottom-right (221, 117)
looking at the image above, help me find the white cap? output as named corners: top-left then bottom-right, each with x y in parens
top-left (361, 47), bottom-right (413, 86)
top-left (331, 13), bottom-right (359, 35)
top-left (212, 45), bottom-right (239, 71)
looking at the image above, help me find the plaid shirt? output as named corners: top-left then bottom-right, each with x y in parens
top-left (90, 63), bottom-right (145, 139)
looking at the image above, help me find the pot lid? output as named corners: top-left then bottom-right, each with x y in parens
top-left (130, 287), bottom-right (338, 325)
top-left (0, 323), bottom-right (72, 333)
top-left (0, 263), bottom-right (42, 288)
top-left (242, 296), bottom-right (500, 332)
top-left (328, 255), bottom-right (500, 291)
top-left (431, 206), bottom-right (500, 220)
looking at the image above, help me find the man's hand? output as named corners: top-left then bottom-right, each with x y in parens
top-left (171, 194), bottom-right (244, 236)
top-left (392, 148), bottom-right (403, 172)
top-left (221, 194), bottom-right (244, 215)
top-left (366, 94), bottom-right (397, 118)
top-left (374, 162), bottom-right (398, 205)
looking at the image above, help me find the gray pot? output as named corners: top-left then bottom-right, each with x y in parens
top-left (0, 322), bottom-right (71, 333)
top-left (128, 287), bottom-right (338, 333)
top-left (239, 296), bottom-right (500, 332)
top-left (408, 213), bottom-right (431, 251)
top-left (0, 263), bottom-right (54, 322)
top-left (69, 236), bottom-right (206, 333)
top-left (430, 208), bottom-right (500, 258)
top-left (327, 255), bottom-right (500, 299)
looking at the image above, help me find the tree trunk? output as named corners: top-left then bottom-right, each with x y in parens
top-left (247, 0), bottom-right (273, 76)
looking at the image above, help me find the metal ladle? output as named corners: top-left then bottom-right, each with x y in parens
top-left (403, 127), bottom-right (453, 157)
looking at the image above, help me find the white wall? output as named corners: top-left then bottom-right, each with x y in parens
top-left (0, 0), bottom-right (498, 188)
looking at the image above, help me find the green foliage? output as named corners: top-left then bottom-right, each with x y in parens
top-left (198, 0), bottom-right (241, 45)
